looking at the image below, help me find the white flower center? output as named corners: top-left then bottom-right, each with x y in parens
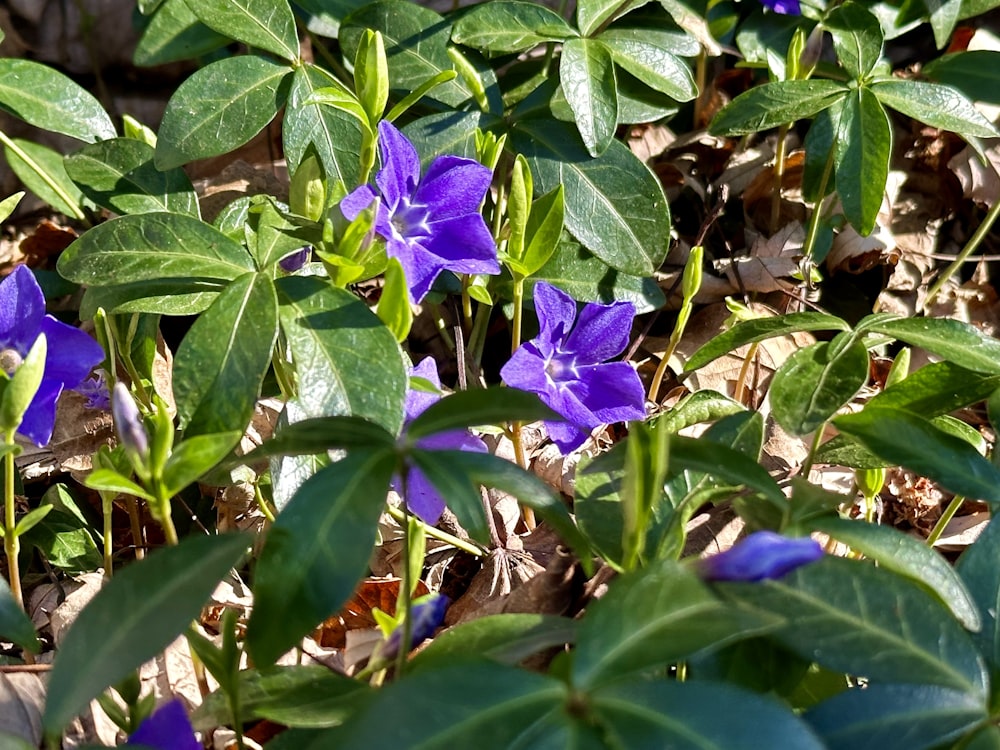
top-left (391, 197), bottom-right (431, 242)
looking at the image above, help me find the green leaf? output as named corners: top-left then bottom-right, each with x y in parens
top-left (957, 515), bottom-right (1000, 672)
top-left (22, 509), bottom-right (101, 574)
top-left (923, 51), bottom-right (1000, 105)
top-left (246, 201), bottom-right (313, 270)
top-left (182, 0), bottom-right (299, 62)
top-left (710, 80), bottom-right (848, 135)
top-left (410, 614), bottom-right (577, 671)
top-left (304, 661), bottom-right (565, 747)
top-left (375, 257), bottom-right (412, 342)
top-left (155, 55), bottom-right (292, 170)
top-left (652, 389), bottom-right (746, 434)
top-left (824, 2), bottom-right (885, 79)
top-left (521, 185), bottom-right (564, 276)
top-left (560, 38), bottom-right (618, 157)
top-left (0, 192), bottom-right (23, 225)
top-left (926, 0), bottom-right (963, 50)
top-left (864, 360), bottom-right (1000, 415)
top-left (192, 665), bottom-right (368, 730)
top-left (770, 338), bottom-right (870, 435)
top-left (577, 0), bottom-right (651, 36)
top-left (65, 138), bottom-right (199, 217)
top-left (869, 79), bottom-right (999, 138)
top-left (247, 449), bottom-right (395, 665)
top-left (834, 407), bottom-right (1000, 504)
top-left (835, 87), bottom-right (891, 235)
top-left (407, 449), bottom-right (490, 544)
top-left (161, 432), bottom-right (242, 497)
top-left (1, 334), bottom-right (45, 435)
top-left (573, 559), bottom-right (778, 689)
top-left (232, 416), bottom-right (395, 465)
top-left (669, 434), bottom-right (784, 503)
top-left (861, 316), bottom-right (1000, 374)
top-left (451, 1), bottom-right (575, 52)
top-left (0, 58), bottom-right (115, 142)
top-left (720, 556), bottom-right (989, 696)
top-left (512, 119), bottom-right (670, 276)
top-left (276, 276), bottom-right (406, 432)
top-left (813, 517), bottom-right (980, 631)
top-left (600, 30), bottom-right (697, 101)
top-left (406, 388), bottom-right (557, 440)
top-left (58, 212), bottom-right (255, 286)
top-left (684, 312), bottom-right (850, 371)
top-left (4, 139), bottom-right (85, 218)
top-left (79, 280), bottom-right (226, 318)
top-left (595, 680), bottom-right (826, 749)
top-left (285, 64), bottom-right (363, 189)
top-left (133, 0), bottom-right (230, 67)
top-left (805, 684), bottom-right (987, 750)
top-left (83, 468), bottom-right (156, 502)
top-left (340, 0), bottom-right (476, 108)
top-left (42, 533), bottom-right (249, 737)
top-left (173, 273), bottom-right (278, 436)
top-left (0, 576), bottom-right (38, 653)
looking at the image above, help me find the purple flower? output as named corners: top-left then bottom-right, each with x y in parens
top-left (380, 593), bottom-right (449, 661)
top-left (126, 698), bottom-right (199, 750)
top-left (760, 0), bottom-right (801, 14)
top-left (399, 357), bottom-right (487, 524)
top-left (0, 265), bottom-right (104, 446)
top-left (340, 121), bottom-right (499, 303)
top-left (500, 282), bottom-right (646, 454)
top-left (111, 382), bottom-right (149, 463)
top-left (279, 246), bottom-right (311, 272)
top-left (698, 531), bottom-right (824, 582)
top-left (76, 370), bottom-right (110, 410)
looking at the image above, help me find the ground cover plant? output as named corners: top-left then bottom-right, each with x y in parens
top-left (1, 0), bottom-right (1000, 746)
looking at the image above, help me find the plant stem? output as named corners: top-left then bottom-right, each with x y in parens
top-left (385, 505), bottom-right (485, 556)
top-left (253, 482), bottom-right (276, 524)
top-left (101, 491), bottom-right (114, 578)
top-left (801, 145), bottom-right (837, 264)
top-left (0, 129), bottom-right (86, 221)
top-left (800, 427), bottom-right (825, 478)
top-left (3, 432), bottom-right (22, 611)
top-left (925, 495), bottom-right (964, 547)
top-left (771, 124), bottom-right (790, 233)
top-left (924, 196), bottom-right (1000, 310)
top-left (394, 478), bottom-right (413, 679)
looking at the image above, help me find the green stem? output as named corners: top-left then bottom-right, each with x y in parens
top-left (385, 505), bottom-right (484, 556)
top-left (467, 302), bottom-right (492, 373)
top-left (924, 197), bottom-right (1000, 310)
top-left (771, 124), bottom-right (790, 233)
top-left (253, 482), bottom-right (276, 524)
top-left (0, 129), bottom-right (86, 221)
top-left (3, 431), bottom-right (22, 611)
top-left (926, 495), bottom-right (964, 547)
top-left (800, 427), bottom-right (825, 478)
top-left (802, 145), bottom-right (837, 264)
top-left (101, 492), bottom-right (114, 578)
top-left (511, 278), bottom-right (525, 356)
top-left (394, 479), bottom-right (413, 679)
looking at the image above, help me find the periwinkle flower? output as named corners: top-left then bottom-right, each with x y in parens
top-left (76, 370), bottom-right (110, 410)
top-left (760, 0), bottom-right (801, 14)
top-left (698, 531), bottom-right (824, 582)
top-left (0, 265), bottom-right (104, 446)
top-left (399, 357), bottom-right (487, 524)
top-left (111, 382), bottom-right (149, 464)
top-left (279, 246), bottom-right (311, 272)
top-left (380, 593), bottom-right (449, 661)
top-left (125, 698), bottom-right (199, 750)
top-left (500, 282), bottom-right (646, 454)
top-left (340, 121), bottom-right (499, 303)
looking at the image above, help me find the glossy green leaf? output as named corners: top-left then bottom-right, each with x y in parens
top-left (652, 390), bottom-right (746, 434)
top-left (513, 119), bottom-right (670, 276)
top-left (805, 684), bottom-right (986, 750)
top-left (340, 0), bottom-right (475, 108)
top-left (684, 312), bottom-right (850, 371)
top-left (836, 407), bottom-right (1000, 502)
top-left (575, 443), bottom-right (631, 565)
top-left (0, 576), bottom-right (38, 654)
top-left (193, 665), bottom-right (368, 730)
top-left (43, 533), bottom-right (249, 737)
top-left (155, 55), bottom-right (292, 170)
top-left (834, 87), bottom-right (891, 235)
top-left (65, 138), bottom-right (199, 217)
top-left (22, 509), bottom-right (101, 574)
top-left (596, 680), bottom-right (826, 749)
top-left (870, 79), bottom-right (999, 137)
top-left (962, 725), bottom-right (1000, 750)
top-left (957, 516), bottom-right (1000, 672)
top-left (182, 0), bottom-right (299, 62)
top-left (803, 106), bottom-right (838, 202)
top-left (720, 556), bottom-right (989, 696)
top-left (406, 450), bottom-right (490, 544)
top-left (79, 280), bottom-right (226, 318)
top-left (276, 276), bottom-right (406, 433)
top-left (577, 0), bottom-right (650, 36)
top-left (560, 38), bottom-right (618, 157)
top-left (376, 257), bottom-right (412, 342)
top-left (247, 449), bottom-right (395, 665)
top-left (770, 339), bottom-right (869, 435)
top-left (406, 387), bottom-right (557, 440)
top-left (4, 139), bottom-right (85, 218)
top-left (824, 3), bottom-right (884, 79)
top-left (133, 0), bottom-right (230, 66)
top-left (868, 360), bottom-right (1000, 414)
top-left (246, 201), bottom-right (313, 270)
top-left (669, 434), bottom-right (784, 502)
top-left (0, 334), bottom-right (45, 435)
top-left (58, 212), bottom-right (254, 285)
top-left (173, 273), bottom-right (278, 435)
top-left (521, 185), bottom-right (564, 276)
top-left (711, 80), bottom-right (847, 135)
top-left (923, 51), bottom-right (1000, 105)
top-left (600, 30), bottom-right (697, 101)
top-left (411, 614), bottom-right (577, 671)
top-left (813, 517), bottom-right (980, 631)
top-left (0, 192), bottom-right (23, 225)
top-left (573, 560), bottom-right (778, 689)
top-left (0, 58), bottom-right (115, 142)
top-left (161, 432), bottom-right (242, 497)
top-left (451, 1), bottom-right (575, 52)
top-left (862, 316), bottom-right (1000, 374)
top-left (83, 468), bottom-right (156, 503)
top-left (284, 64), bottom-right (363, 189)
top-left (926, 0), bottom-right (963, 50)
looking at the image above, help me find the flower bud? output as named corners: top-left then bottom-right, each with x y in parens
top-left (380, 593), bottom-right (449, 661)
top-left (111, 382), bottom-right (149, 463)
top-left (698, 531), bottom-right (823, 582)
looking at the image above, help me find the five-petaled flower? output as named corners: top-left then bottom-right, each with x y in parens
top-left (760, 0), bottom-right (801, 14)
top-left (125, 698), bottom-right (200, 750)
top-left (398, 357), bottom-right (487, 524)
top-left (698, 530), bottom-right (824, 582)
top-left (500, 282), bottom-right (646, 454)
top-left (340, 120), bottom-right (499, 303)
top-left (0, 265), bottom-right (104, 446)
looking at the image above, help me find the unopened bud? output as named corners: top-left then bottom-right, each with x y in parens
top-left (111, 382), bottom-right (149, 462)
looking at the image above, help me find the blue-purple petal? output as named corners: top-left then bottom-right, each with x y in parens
top-left (417, 156), bottom-right (492, 221)
top-left (39, 317), bottom-right (105, 389)
top-left (699, 531), bottom-right (824, 582)
top-left (500, 342), bottom-right (553, 397)
top-left (531, 282), bottom-right (577, 343)
top-left (402, 465), bottom-right (448, 525)
top-left (572, 362), bottom-right (647, 424)
top-left (18, 381), bottom-right (61, 447)
top-left (126, 699), bottom-right (200, 750)
top-left (339, 185), bottom-right (377, 222)
top-left (395, 241), bottom-right (445, 303)
top-left (405, 357), bottom-right (442, 420)
top-left (375, 121), bottom-right (421, 209)
top-left (0, 266), bottom-right (44, 355)
top-left (564, 300), bottom-right (635, 364)
top-left (421, 214), bottom-right (499, 272)
top-left (381, 593), bottom-right (449, 660)
top-left (761, 0), bottom-right (801, 13)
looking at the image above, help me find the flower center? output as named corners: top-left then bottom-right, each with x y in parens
top-left (390, 197), bottom-right (431, 242)
top-left (0, 347), bottom-right (23, 376)
top-left (545, 350), bottom-right (577, 384)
